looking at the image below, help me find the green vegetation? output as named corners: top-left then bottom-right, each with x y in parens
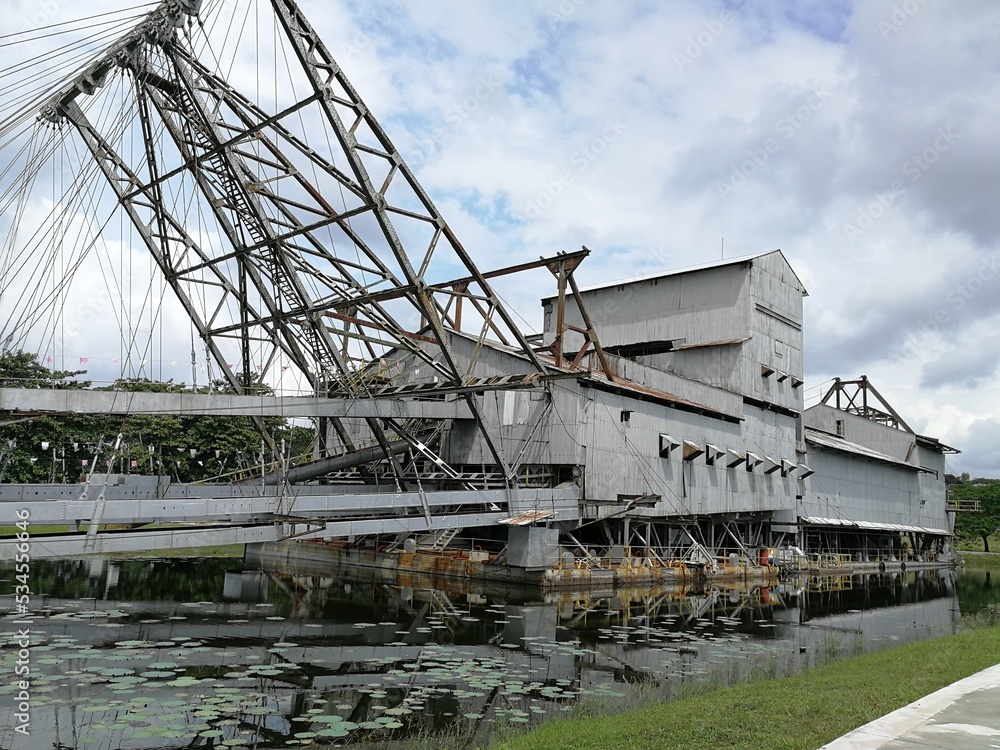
top-left (962, 551), bottom-right (1000, 570)
top-left (494, 626), bottom-right (1000, 750)
top-left (0, 524), bottom-right (71, 536)
top-left (951, 476), bottom-right (1000, 552)
top-left (0, 349), bottom-right (313, 483)
top-left (958, 535), bottom-right (1000, 553)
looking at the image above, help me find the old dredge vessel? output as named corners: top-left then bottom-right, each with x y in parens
top-left (255, 249), bottom-right (959, 589)
top-left (0, 0), bottom-right (958, 588)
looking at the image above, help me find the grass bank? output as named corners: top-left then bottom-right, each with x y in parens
top-left (962, 551), bottom-right (1000, 570)
top-left (0, 524), bottom-right (72, 536)
top-left (494, 624), bottom-right (1000, 750)
top-left (956, 534), bottom-right (1000, 552)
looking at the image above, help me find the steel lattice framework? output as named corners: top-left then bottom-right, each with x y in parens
top-left (37, 0), bottom-right (556, 487)
top-left (818, 376), bottom-right (913, 432)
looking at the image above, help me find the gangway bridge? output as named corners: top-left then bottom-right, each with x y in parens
top-left (0, 478), bottom-right (579, 560)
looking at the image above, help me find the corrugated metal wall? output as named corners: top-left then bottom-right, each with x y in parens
top-left (802, 447), bottom-right (950, 531)
top-left (581, 390), bottom-right (800, 516)
top-left (542, 261), bottom-right (750, 352)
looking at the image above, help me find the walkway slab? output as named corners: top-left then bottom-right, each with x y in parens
top-left (821, 663), bottom-right (1000, 749)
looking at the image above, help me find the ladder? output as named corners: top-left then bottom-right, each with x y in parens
top-left (430, 526), bottom-right (461, 551)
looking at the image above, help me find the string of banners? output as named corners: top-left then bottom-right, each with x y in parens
top-left (43, 355), bottom-right (294, 373)
top-left (24, 440), bottom-right (262, 466)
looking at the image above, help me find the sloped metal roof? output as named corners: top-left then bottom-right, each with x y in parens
top-left (670, 337), bottom-right (750, 351)
top-left (805, 430), bottom-right (927, 472)
top-left (801, 516), bottom-right (951, 537)
top-left (499, 510), bottom-right (554, 526)
top-left (565, 249), bottom-right (807, 296)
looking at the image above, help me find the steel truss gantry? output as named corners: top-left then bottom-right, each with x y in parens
top-left (37, 0), bottom-right (557, 490)
top-left (818, 376), bottom-right (913, 432)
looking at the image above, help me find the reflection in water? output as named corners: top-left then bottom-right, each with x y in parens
top-left (955, 568), bottom-right (997, 618)
top-left (0, 551), bottom-right (988, 750)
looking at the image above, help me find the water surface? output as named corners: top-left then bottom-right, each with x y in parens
top-left (0, 549), bottom-right (993, 749)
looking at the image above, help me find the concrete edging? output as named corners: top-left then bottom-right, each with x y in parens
top-left (820, 663), bottom-right (1000, 749)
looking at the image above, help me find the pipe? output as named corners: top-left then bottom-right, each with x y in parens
top-left (259, 438), bottom-right (414, 486)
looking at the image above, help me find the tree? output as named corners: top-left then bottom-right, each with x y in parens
top-left (107, 377), bottom-right (316, 482)
top-left (0, 351), bottom-right (93, 482)
top-left (952, 478), bottom-right (1000, 552)
top-left (0, 350), bottom-right (89, 389)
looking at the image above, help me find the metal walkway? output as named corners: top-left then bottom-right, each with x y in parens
top-left (0, 479), bottom-right (580, 559)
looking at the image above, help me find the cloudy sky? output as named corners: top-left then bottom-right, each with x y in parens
top-left (3, 0), bottom-right (1000, 475)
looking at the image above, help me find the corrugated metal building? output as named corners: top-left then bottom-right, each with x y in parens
top-left (362, 250), bottom-right (957, 564)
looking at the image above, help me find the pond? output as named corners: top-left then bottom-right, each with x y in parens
top-left (1, 544), bottom-right (997, 750)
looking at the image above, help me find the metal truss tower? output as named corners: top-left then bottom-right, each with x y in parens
top-left (38, 0), bottom-right (551, 488)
